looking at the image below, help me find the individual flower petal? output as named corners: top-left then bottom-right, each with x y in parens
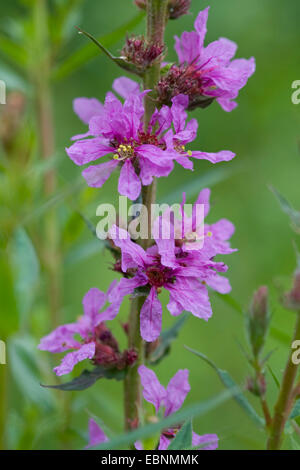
top-left (164, 369), bottom-right (191, 416)
top-left (174, 31), bottom-right (201, 65)
top-left (191, 150), bottom-right (235, 163)
top-left (86, 418), bottom-right (108, 448)
top-left (152, 216), bottom-right (177, 268)
top-left (167, 277), bottom-right (212, 320)
top-left (82, 287), bottom-right (107, 328)
top-left (38, 324), bottom-right (81, 353)
top-left (53, 342), bottom-right (96, 376)
top-left (158, 435), bottom-right (171, 450)
top-left (192, 432), bottom-right (218, 450)
top-left (66, 138), bottom-right (112, 166)
top-left (112, 76), bottom-right (141, 100)
top-left (194, 7), bottom-right (210, 49)
top-left (73, 98), bottom-right (104, 124)
top-left (109, 225), bottom-right (149, 272)
top-left (82, 160), bottom-right (118, 188)
top-left (118, 160), bottom-right (141, 201)
top-left (138, 365), bottom-right (166, 413)
top-left (140, 287), bottom-right (163, 342)
top-left (206, 274), bottom-right (231, 294)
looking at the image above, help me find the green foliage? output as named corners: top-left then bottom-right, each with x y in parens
top-left (167, 420), bottom-right (192, 450)
top-left (185, 346), bottom-right (264, 428)
top-left (147, 313), bottom-right (188, 365)
top-left (42, 366), bottom-right (126, 392)
top-left (10, 227), bottom-right (39, 326)
top-left (53, 11), bottom-right (145, 80)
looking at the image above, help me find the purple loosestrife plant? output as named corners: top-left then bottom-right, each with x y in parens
top-left (66, 78), bottom-right (234, 200)
top-left (38, 2), bottom-right (256, 450)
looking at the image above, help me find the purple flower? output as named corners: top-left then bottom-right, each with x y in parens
top-left (86, 368), bottom-right (218, 450)
top-left (100, 189), bottom-right (235, 342)
top-left (38, 287), bottom-right (133, 376)
top-left (66, 77), bottom-right (235, 200)
top-left (158, 7), bottom-right (255, 111)
top-left (138, 365), bottom-right (218, 450)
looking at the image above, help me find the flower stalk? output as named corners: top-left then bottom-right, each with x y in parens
top-left (124, 0), bottom-right (169, 434)
top-left (267, 314), bottom-right (300, 450)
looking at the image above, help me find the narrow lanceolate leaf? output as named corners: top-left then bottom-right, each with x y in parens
top-left (185, 346), bottom-right (264, 428)
top-left (148, 313), bottom-right (189, 365)
top-left (168, 420), bottom-right (192, 450)
top-left (42, 366), bottom-right (126, 391)
top-left (75, 27), bottom-right (144, 77)
top-left (53, 12), bottom-right (145, 80)
top-left (91, 388), bottom-right (233, 450)
top-left (270, 185), bottom-right (300, 234)
top-left (10, 227), bottom-right (40, 324)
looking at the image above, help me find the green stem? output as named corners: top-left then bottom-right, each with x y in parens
top-left (267, 314), bottom-right (300, 450)
top-left (124, 0), bottom-right (169, 437)
top-left (32, 0), bottom-right (61, 328)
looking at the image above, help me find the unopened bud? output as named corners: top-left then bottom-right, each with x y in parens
top-left (121, 35), bottom-right (164, 70)
top-left (282, 270), bottom-right (300, 311)
top-left (246, 286), bottom-right (270, 358)
top-left (245, 374), bottom-right (266, 397)
top-left (168, 0), bottom-right (191, 19)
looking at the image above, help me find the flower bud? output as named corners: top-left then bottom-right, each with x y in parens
top-left (245, 374), bottom-right (266, 397)
top-left (168, 0), bottom-right (191, 19)
top-left (282, 269), bottom-right (300, 311)
top-left (157, 64), bottom-right (215, 110)
top-left (246, 286), bottom-right (270, 358)
top-left (121, 35), bottom-right (164, 70)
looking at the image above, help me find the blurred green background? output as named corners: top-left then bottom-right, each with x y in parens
top-left (0, 0), bottom-right (300, 450)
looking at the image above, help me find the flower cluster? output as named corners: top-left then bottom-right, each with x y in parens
top-left (38, 288), bottom-right (137, 376)
top-left (157, 7), bottom-right (255, 111)
top-left (87, 366), bottom-right (218, 450)
top-left (99, 188), bottom-right (235, 342)
top-left (121, 35), bottom-right (164, 69)
top-left (66, 77), bottom-right (234, 200)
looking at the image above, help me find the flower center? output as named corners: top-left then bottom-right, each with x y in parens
top-left (146, 265), bottom-right (174, 288)
top-left (113, 143), bottom-right (135, 161)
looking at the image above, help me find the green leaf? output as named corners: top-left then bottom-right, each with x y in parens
top-left (91, 388), bottom-right (233, 450)
top-left (270, 186), bottom-right (300, 234)
top-left (168, 420), bottom-right (192, 450)
top-left (148, 313), bottom-right (188, 365)
top-left (75, 27), bottom-right (144, 77)
top-left (10, 227), bottom-right (40, 324)
top-left (290, 399), bottom-right (300, 420)
top-left (42, 366), bottom-right (126, 391)
top-left (0, 33), bottom-right (27, 69)
top-left (267, 365), bottom-right (280, 389)
top-left (65, 239), bottom-right (105, 267)
top-left (185, 346), bottom-right (264, 428)
top-left (53, 11), bottom-right (145, 80)
top-left (162, 166), bottom-right (237, 205)
top-left (8, 335), bottom-right (54, 410)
